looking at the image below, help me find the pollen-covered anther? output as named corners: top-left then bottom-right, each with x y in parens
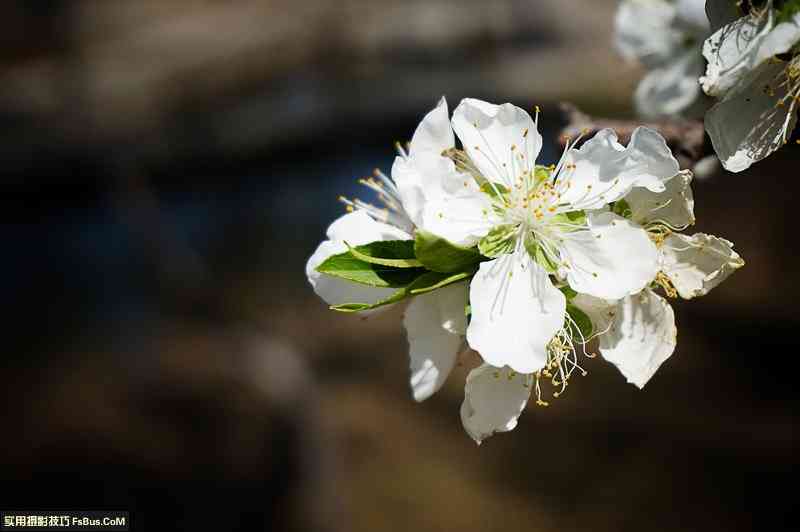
top-left (654, 271), bottom-right (678, 298)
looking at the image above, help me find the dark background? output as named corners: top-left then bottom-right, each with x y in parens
top-left (1, 1), bottom-right (796, 531)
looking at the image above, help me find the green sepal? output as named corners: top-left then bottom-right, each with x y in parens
top-left (611, 199), bottom-right (632, 219)
top-left (414, 230), bottom-right (482, 273)
top-left (549, 210), bottom-right (587, 230)
top-left (330, 269), bottom-right (475, 313)
top-left (524, 233), bottom-right (559, 273)
top-left (344, 240), bottom-right (423, 268)
top-left (564, 209), bottom-right (587, 225)
top-left (533, 165), bottom-right (552, 186)
top-left (316, 250), bottom-right (425, 288)
top-left (478, 225), bottom-right (517, 258)
top-left (566, 304), bottom-right (593, 340)
top-left (479, 181), bottom-right (509, 200)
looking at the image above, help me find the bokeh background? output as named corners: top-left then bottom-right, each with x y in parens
top-left (2, 1), bottom-right (796, 531)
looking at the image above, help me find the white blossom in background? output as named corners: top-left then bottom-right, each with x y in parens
top-left (701, 0), bottom-right (800, 171)
top-left (615, 0), bottom-right (710, 119)
top-left (306, 97), bottom-right (744, 444)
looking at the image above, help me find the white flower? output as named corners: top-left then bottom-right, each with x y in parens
top-left (701, 3), bottom-right (800, 171)
top-left (307, 98), bottom-right (469, 402)
top-left (422, 98), bottom-right (678, 377)
top-left (307, 97), bottom-right (744, 445)
top-left (615, 0), bottom-right (710, 118)
top-left (571, 170), bottom-right (743, 389)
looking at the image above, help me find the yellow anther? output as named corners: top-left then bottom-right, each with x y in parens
top-left (655, 271), bottom-right (678, 298)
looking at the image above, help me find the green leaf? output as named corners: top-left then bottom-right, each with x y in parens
top-left (611, 199), bottom-right (632, 219)
top-left (330, 286), bottom-right (414, 312)
top-left (524, 233), bottom-right (559, 273)
top-left (414, 230), bottom-right (482, 273)
top-left (478, 225), bottom-right (517, 258)
top-left (330, 269), bottom-right (474, 313)
top-left (407, 270), bottom-right (474, 295)
top-left (567, 304), bottom-right (593, 340)
top-left (558, 285), bottom-right (578, 301)
top-left (316, 251), bottom-right (425, 287)
top-left (345, 240), bottom-right (423, 268)
top-left (777, 0), bottom-right (800, 23)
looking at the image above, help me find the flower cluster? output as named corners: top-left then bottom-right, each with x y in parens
top-left (615, 0), bottom-right (800, 172)
top-left (701, 0), bottom-right (800, 171)
top-left (306, 98), bottom-right (744, 443)
top-left (615, 0), bottom-right (710, 119)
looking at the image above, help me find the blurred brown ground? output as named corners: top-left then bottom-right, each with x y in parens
top-left (0, 1), bottom-right (796, 531)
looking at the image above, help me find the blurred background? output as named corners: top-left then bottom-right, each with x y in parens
top-left (1, 1), bottom-right (796, 530)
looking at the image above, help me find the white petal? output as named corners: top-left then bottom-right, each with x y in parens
top-left (409, 96), bottom-right (455, 157)
top-left (326, 209), bottom-right (410, 242)
top-left (460, 364), bottom-right (531, 445)
top-left (614, 0), bottom-right (681, 66)
top-left (634, 49), bottom-right (705, 119)
top-left (560, 212), bottom-right (659, 300)
top-left (626, 169), bottom-right (695, 228)
top-left (306, 211), bottom-right (410, 307)
top-left (391, 98), bottom-right (461, 227)
top-left (391, 152), bottom-right (461, 227)
top-left (660, 233), bottom-right (744, 299)
top-left (705, 60), bottom-right (798, 172)
top-left (571, 293), bottom-right (616, 337)
top-left (758, 13), bottom-right (800, 62)
top-left (700, 9), bottom-right (775, 97)
top-left (420, 191), bottom-right (498, 247)
top-left (451, 98), bottom-right (542, 186)
top-left (599, 289), bottom-right (677, 388)
top-left (466, 252), bottom-right (566, 374)
top-left (559, 127), bottom-right (680, 210)
top-left (404, 282), bottom-right (467, 402)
